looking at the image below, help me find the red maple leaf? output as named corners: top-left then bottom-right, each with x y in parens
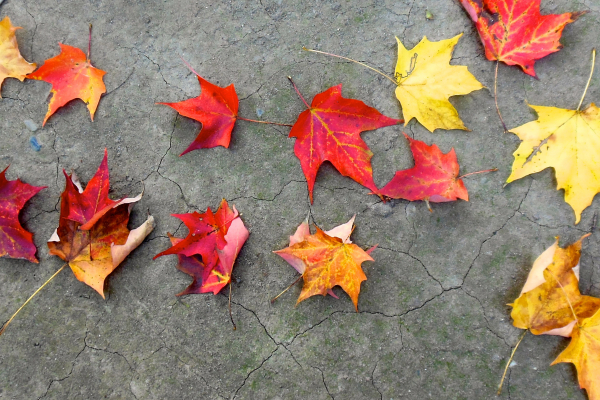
top-left (158, 75), bottom-right (239, 155)
top-left (26, 43), bottom-right (106, 125)
top-left (380, 133), bottom-right (468, 203)
top-left (460, 0), bottom-right (585, 77)
top-left (289, 83), bottom-right (401, 202)
top-left (0, 167), bottom-right (45, 263)
top-left (157, 200), bottom-right (248, 295)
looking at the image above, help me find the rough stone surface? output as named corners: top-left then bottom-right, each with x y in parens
top-left (1, 0), bottom-right (599, 399)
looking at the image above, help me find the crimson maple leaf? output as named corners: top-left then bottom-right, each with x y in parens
top-left (289, 83), bottom-right (401, 202)
top-left (48, 149), bottom-right (154, 297)
top-left (26, 43), bottom-right (106, 125)
top-left (380, 133), bottom-right (468, 203)
top-left (158, 75), bottom-right (239, 155)
top-left (156, 199), bottom-right (248, 295)
top-left (0, 167), bottom-right (45, 263)
top-left (460, 0), bottom-right (585, 77)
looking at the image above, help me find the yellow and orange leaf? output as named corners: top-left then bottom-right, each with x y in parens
top-left (0, 16), bottom-right (36, 96)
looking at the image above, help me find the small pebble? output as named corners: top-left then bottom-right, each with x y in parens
top-left (29, 136), bottom-right (42, 152)
top-left (256, 108), bottom-right (264, 117)
top-left (24, 119), bottom-right (38, 132)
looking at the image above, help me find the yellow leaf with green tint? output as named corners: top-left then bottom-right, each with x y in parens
top-left (394, 34), bottom-right (483, 132)
top-left (552, 308), bottom-right (600, 400)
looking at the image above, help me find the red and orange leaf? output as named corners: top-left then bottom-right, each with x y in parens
top-left (460, 0), bottom-right (585, 77)
top-left (158, 75), bottom-right (239, 155)
top-left (26, 43), bottom-right (106, 125)
top-left (0, 167), bottom-right (45, 263)
top-left (380, 133), bottom-right (468, 203)
top-left (161, 201), bottom-right (248, 296)
top-left (47, 150), bottom-right (153, 298)
top-left (289, 84), bottom-right (401, 202)
top-left (0, 16), bottom-right (36, 97)
top-left (274, 220), bottom-right (374, 311)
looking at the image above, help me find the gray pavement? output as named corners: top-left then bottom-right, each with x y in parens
top-left (1, 0), bottom-right (599, 399)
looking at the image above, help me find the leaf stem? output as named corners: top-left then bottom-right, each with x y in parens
top-left (302, 47), bottom-right (398, 86)
top-left (577, 48), bottom-right (596, 111)
top-left (287, 76), bottom-right (311, 109)
top-left (87, 24), bottom-right (92, 61)
top-left (179, 55), bottom-right (203, 79)
top-left (458, 168), bottom-right (498, 180)
top-left (497, 330), bottom-right (527, 395)
top-left (0, 263), bottom-right (68, 337)
top-left (271, 275), bottom-right (303, 303)
top-left (228, 281), bottom-right (236, 331)
top-left (494, 61), bottom-right (508, 133)
top-left (237, 117), bottom-right (293, 127)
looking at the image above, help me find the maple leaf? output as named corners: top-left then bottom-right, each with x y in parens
top-left (0, 16), bottom-right (36, 97)
top-left (380, 133), bottom-right (469, 204)
top-left (460, 0), bottom-right (585, 77)
top-left (0, 166), bottom-right (45, 263)
top-left (274, 217), bottom-right (374, 310)
top-left (158, 74), bottom-right (239, 155)
top-left (47, 149), bottom-right (154, 298)
top-left (288, 82), bottom-right (401, 202)
top-left (552, 308), bottom-right (600, 400)
top-left (510, 235), bottom-right (600, 336)
top-left (26, 37), bottom-right (106, 125)
top-left (394, 34), bottom-right (483, 132)
top-left (156, 200), bottom-right (248, 295)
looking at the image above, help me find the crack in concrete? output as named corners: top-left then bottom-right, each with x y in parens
top-left (312, 365), bottom-right (334, 399)
top-left (371, 361), bottom-right (383, 400)
top-left (231, 346), bottom-right (279, 399)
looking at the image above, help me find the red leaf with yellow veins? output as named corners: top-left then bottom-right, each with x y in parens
top-left (274, 218), bottom-right (374, 311)
top-left (460, 0), bottom-right (585, 77)
top-left (48, 150), bottom-right (153, 298)
top-left (380, 133), bottom-right (469, 203)
top-left (0, 16), bottom-right (36, 97)
top-left (26, 40), bottom-right (106, 125)
top-left (158, 200), bottom-right (248, 296)
top-left (159, 75), bottom-right (239, 155)
top-left (288, 83), bottom-right (401, 202)
top-left (0, 167), bottom-right (45, 263)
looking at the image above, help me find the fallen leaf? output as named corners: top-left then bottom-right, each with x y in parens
top-left (506, 103), bottom-right (600, 224)
top-left (48, 149), bottom-right (153, 298)
top-left (459, 0), bottom-right (584, 77)
top-left (159, 74), bottom-right (239, 155)
top-left (552, 308), bottom-right (600, 400)
top-left (26, 42), bottom-right (106, 125)
top-left (274, 217), bottom-right (374, 310)
top-left (0, 16), bottom-right (36, 97)
top-left (289, 84), bottom-right (401, 202)
top-left (394, 34), bottom-right (483, 132)
top-left (380, 133), bottom-right (468, 203)
top-left (510, 235), bottom-right (600, 336)
top-left (157, 200), bottom-right (248, 295)
top-left (0, 166), bottom-right (45, 263)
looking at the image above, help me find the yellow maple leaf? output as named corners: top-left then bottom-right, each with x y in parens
top-left (394, 34), bottom-right (483, 132)
top-left (552, 308), bottom-right (600, 400)
top-left (0, 16), bottom-right (36, 97)
top-left (506, 50), bottom-right (600, 224)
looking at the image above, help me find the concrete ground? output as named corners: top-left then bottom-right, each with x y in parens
top-left (1, 0), bottom-right (599, 399)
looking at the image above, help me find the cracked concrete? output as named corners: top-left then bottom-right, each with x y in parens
top-left (1, 0), bottom-right (599, 399)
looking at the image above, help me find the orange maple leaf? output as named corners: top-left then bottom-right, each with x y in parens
top-left (48, 150), bottom-right (154, 298)
top-left (26, 28), bottom-right (106, 125)
top-left (0, 16), bottom-right (36, 97)
top-left (274, 218), bottom-right (374, 311)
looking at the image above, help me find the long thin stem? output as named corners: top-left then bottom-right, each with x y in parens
top-left (458, 168), bottom-right (498, 180)
top-left (0, 263), bottom-right (68, 337)
top-left (87, 24), bottom-right (92, 61)
top-left (228, 281), bottom-right (236, 331)
top-left (497, 330), bottom-right (527, 395)
top-left (271, 275), bottom-right (303, 303)
top-left (494, 61), bottom-right (508, 133)
top-left (238, 117), bottom-right (293, 127)
top-left (577, 48), bottom-right (596, 111)
top-left (287, 76), bottom-right (311, 109)
top-left (303, 47), bottom-right (398, 86)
